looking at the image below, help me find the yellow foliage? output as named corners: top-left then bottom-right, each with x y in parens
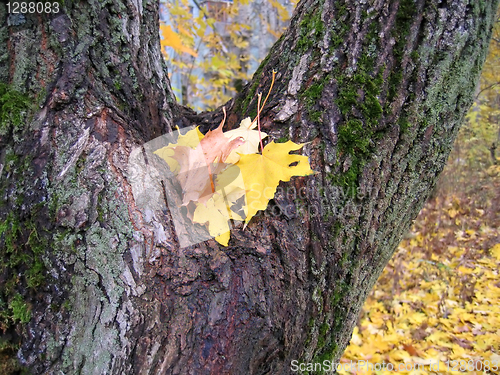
top-left (268, 0), bottom-right (290, 22)
top-left (490, 244), bottom-right (500, 261)
top-left (160, 23), bottom-right (198, 57)
top-left (340, 188), bottom-right (500, 375)
top-left (160, 0), bottom-right (291, 110)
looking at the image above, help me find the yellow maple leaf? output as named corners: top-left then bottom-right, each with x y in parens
top-left (389, 349), bottom-right (412, 361)
top-left (215, 164), bottom-right (247, 207)
top-left (447, 208), bottom-right (458, 218)
top-left (458, 265), bottom-right (474, 274)
top-left (192, 193), bottom-right (240, 246)
top-left (192, 166), bottom-right (246, 245)
top-left (160, 24), bottom-right (198, 57)
top-left (350, 327), bottom-right (363, 346)
top-left (236, 140), bottom-right (314, 224)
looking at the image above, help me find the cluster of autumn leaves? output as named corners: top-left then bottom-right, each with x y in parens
top-left (340, 192), bottom-right (500, 374)
top-left (153, 107), bottom-right (313, 245)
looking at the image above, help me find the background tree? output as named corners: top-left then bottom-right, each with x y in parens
top-left (0, 0), bottom-right (498, 374)
top-left (339, 12), bottom-right (500, 365)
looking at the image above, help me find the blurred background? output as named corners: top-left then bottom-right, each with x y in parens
top-left (160, 1), bottom-right (500, 373)
top-left (160, 0), bottom-right (296, 111)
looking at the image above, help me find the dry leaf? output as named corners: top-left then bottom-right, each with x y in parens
top-left (154, 127), bottom-right (204, 173)
top-left (156, 123), bottom-right (244, 206)
top-left (199, 121), bottom-right (245, 165)
top-left (490, 243), bottom-right (500, 260)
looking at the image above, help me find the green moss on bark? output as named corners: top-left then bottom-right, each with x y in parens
top-left (329, 60), bottom-right (384, 192)
top-left (234, 53), bottom-right (272, 117)
top-left (0, 84), bottom-right (31, 137)
top-left (386, 0), bottom-right (417, 103)
top-left (297, 5), bottom-right (325, 52)
top-left (328, 0), bottom-right (417, 193)
top-left (0, 209), bottom-right (48, 330)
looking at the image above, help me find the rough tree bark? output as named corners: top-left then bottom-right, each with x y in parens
top-left (0, 0), bottom-right (498, 374)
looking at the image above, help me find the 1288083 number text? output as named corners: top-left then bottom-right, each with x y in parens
top-left (6, 2), bottom-right (60, 14)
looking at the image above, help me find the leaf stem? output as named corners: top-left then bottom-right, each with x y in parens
top-left (252, 70), bottom-right (276, 152)
top-left (257, 93), bottom-right (263, 151)
top-left (220, 106), bottom-right (227, 129)
top-left (251, 70), bottom-right (277, 128)
top-left (262, 70), bottom-right (276, 109)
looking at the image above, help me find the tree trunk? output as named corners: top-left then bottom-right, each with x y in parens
top-left (0, 0), bottom-right (497, 374)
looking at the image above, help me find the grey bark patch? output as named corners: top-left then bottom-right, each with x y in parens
top-left (57, 126), bottom-right (90, 180)
top-left (276, 99), bottom-right (299, 122)
top-left (288, 53), bottom-right (311, 96)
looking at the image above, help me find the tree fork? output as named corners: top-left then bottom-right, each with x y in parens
top-left (0, 0), bottom-right (498, 374)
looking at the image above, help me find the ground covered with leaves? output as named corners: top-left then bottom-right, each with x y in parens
top-left (340, 155), bottom-right (500, 373)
